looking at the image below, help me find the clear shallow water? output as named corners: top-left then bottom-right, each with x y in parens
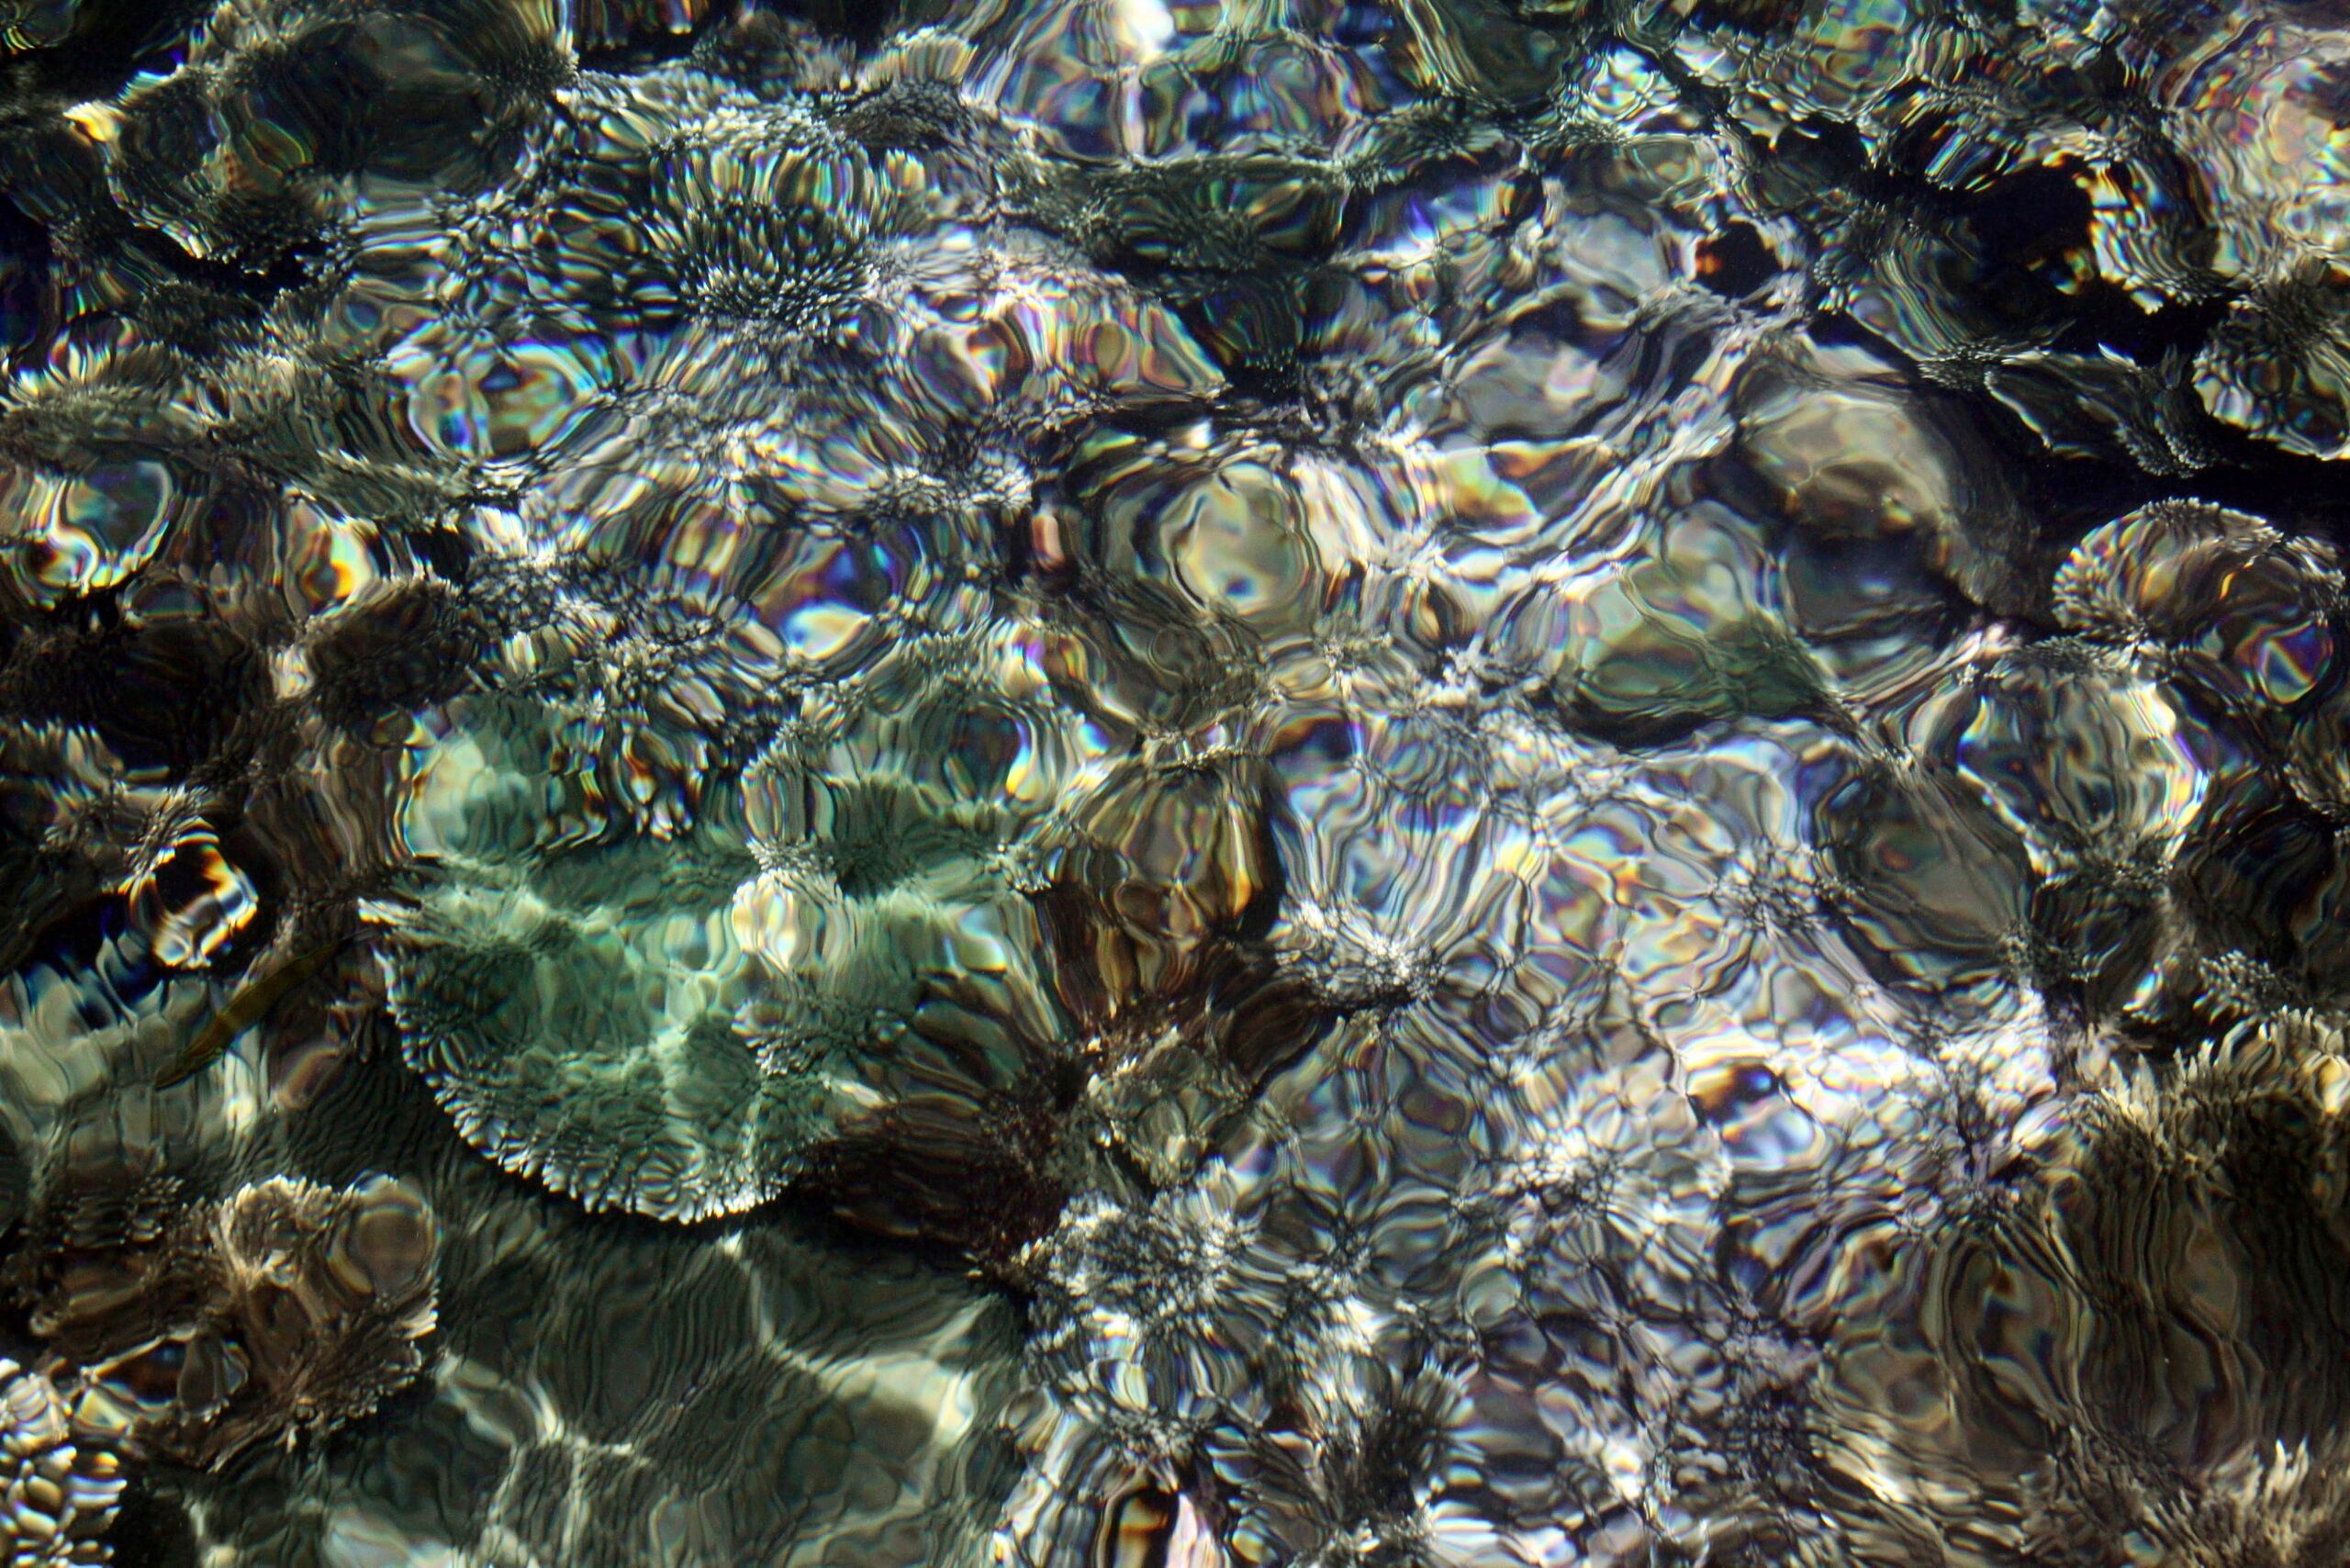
top-left (0, 0), bottom-right (2347, 1563)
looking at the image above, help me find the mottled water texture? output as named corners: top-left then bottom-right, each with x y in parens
top-left (0, 0), bottom-right (2348, 1562)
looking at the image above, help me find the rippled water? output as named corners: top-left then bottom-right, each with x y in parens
top-left (1, 0), bottom-right (2348, 1563)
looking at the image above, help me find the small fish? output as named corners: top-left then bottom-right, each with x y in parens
top-left (156, 940), bottom-right (345, 1090)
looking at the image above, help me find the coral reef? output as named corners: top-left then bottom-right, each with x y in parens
top-left (0, 0), bottom-right (2344, 1562)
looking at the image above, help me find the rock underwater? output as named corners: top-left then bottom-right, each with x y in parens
top-left (0, 0), bottom-right (2346, 1564)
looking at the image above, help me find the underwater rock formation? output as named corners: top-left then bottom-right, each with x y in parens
top-left (0, 0), bottom-right (2345, 1562)
top-left (0, 1357), bottom-right (121, 1566)
top-left (0, 1164), bottom-right (435, 1562)
top-left (1803, 1022), bottom-right (2350, 1568)
top-left (8, 1172), bottom-right (440, 1470)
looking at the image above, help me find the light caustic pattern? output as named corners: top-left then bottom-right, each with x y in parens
top-left (0, 0), bottom-right (2347, 1564)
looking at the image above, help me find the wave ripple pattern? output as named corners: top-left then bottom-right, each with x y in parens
top-left (0, 0), bottom-right (2347, 1564)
